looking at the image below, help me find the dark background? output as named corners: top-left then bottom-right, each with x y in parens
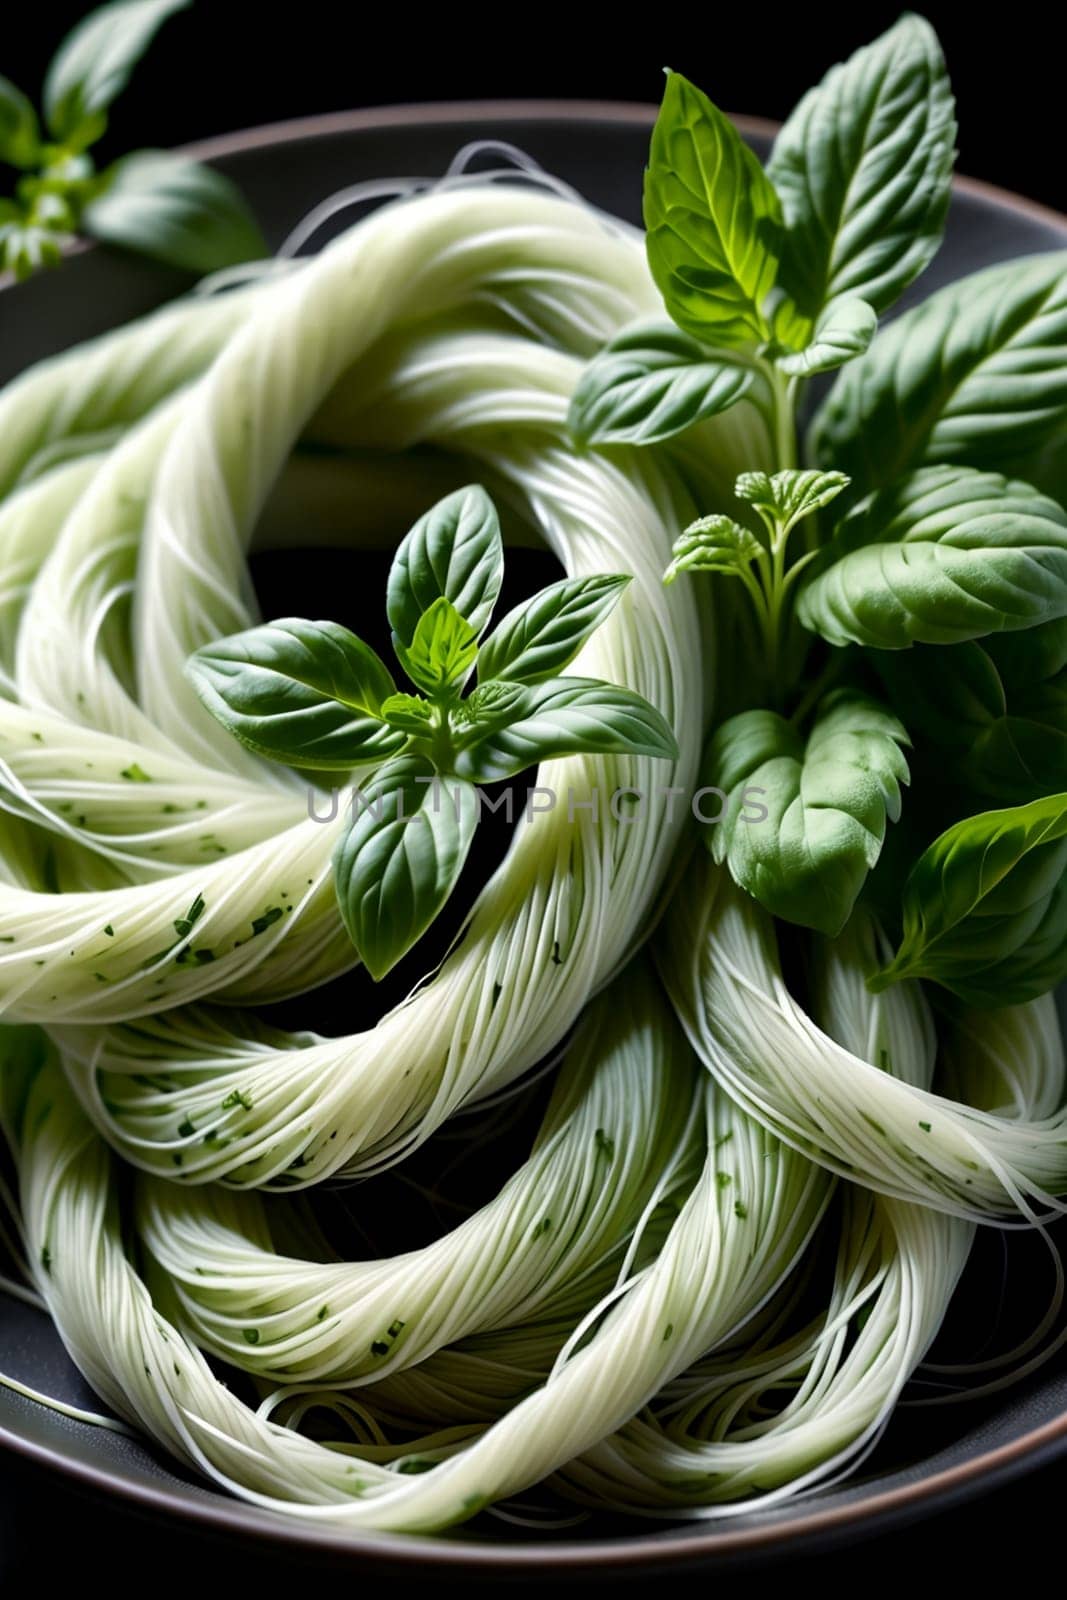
top-left (1, 0), bottom-right (1064, 1584)
top-left (2, 2), bottom-right (1063, 211)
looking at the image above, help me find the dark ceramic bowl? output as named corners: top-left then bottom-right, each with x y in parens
top-left (1, 104), bottom-right (1066, 1576)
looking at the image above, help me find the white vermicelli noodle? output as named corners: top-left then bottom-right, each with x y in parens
top-left (0, 169), bottom-right (1061, 1538)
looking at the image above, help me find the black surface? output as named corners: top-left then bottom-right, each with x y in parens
top-left (0, 42), bottom-right (1066, 1587)
top-left (0, 1444), bottom-right (1061, 1585)
top-left (2, 2), bottom-right (1062, 211)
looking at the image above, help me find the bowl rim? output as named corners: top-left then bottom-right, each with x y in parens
top-left (2, 97), bottom-right (1067, 1571)
top-left (178, 100), bottom-right (1067, 237)
top-left (2, 101), bottom-right (1064, 289)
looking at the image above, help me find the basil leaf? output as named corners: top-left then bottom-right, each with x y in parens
top-left (477, 574), bottom-right (630, 684)
top-left (453, 679), bottom-right (527, 734)
top-left (380, 693), bottom-right (434, 734)
top-left (568, 318), bottom-right (754, 445)
top-left (706, 690), bottom-right (910, 937)
top-left (185, 619), bottom-right (403, 769)
top-left (776, 298), bottom-right (877, 377)
top-left (875, 642), bottom-right (1006, 751)
top-left (332, 753), bottom-right (478, 980)
top-left (664, 515), bottom-right (762, 583)
top-left (734, 468), bottom-right (850, 531)
top-left (985, 617), bottom-right (1067, 685)
top-left (387, 485), bottom-right (503, 647)
top-left (965, 682), bottom-right (1067, 804)
top-left (393, 597), bottom-right (478, 696)
top-left (964, 626), bottom-right (1067, 801)
top-left (644, 71), bottom-right (800, 349)
top-left (797, 466), bottom-right (1067, 649)
top-left (83, 151), bottom-right (267, 274)
top-left (768, 15), bottom-right (955, 320)
top-left (812, 252), bottom-right (1067, 488)
top-left (877, 631), bottom-right (1067, 804)
top-left (44, 0), bottom-right (190, 144)
top-left (0, 76), bottom-right (40, 169)
top-left (873, 793), bottom-right (1067, 1006)
top-left (453, 677), bottom-right (678, 783)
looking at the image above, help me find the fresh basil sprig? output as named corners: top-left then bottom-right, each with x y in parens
top-left (871, 794), bottom-right (1067, 1007)
top-left (575, 17), bottom-right (1067, 1009)
top-left (665, 467), bottom-right (849, 684)
top-left (186, 484), bottom-right (677, 979)
top-left (570, 21), bottom-right (961, 459)
top-left (1, 1), bottom-right (265, 281)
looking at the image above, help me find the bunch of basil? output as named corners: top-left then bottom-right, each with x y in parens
top-left (1, 0), bottom-right (264, 279)
top-left (187, 486), bottom-right (677, 980)
top-left (571, 14), bottom-right (1067, 1010)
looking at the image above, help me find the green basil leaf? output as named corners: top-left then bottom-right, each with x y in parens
top-left (707, 708), bottom-right (801, 799)
top-left (0, 76), bottom-right (41, 168)
top-left (985, 617), bottom-right (1067, 685)
top-left (185, 618), bottom-right (403, 769)
top-left (965, 626), bottom-right (1067, 801)
top-left (776, 298), bottom-right (877, 377)
top-left (874, 641), bottom-right (1005, 751)
top-left (393, 597), bottom-right (478, 696)
top-left (380, 693), bottom-right (434, 734)
top-left (44, 0), bottom-right (190, 144)
top-left (734, 468), bottom-right (851, 532)
top-left (567, 318), bottom-right (754, 445)
top-left (82, 151), bottom-right (267, 273)
top-left (387, 485), bottom-right (503, 647)
top-left (877, 629), bottom-right (1067, 804)
top-left (797, 466), bottom-right (1067, 649)
top-left (873, 793), bottom-right (1067, 1006)
top-left (477, 574), bottom-right (630, 684)
top-left (452, 680), bottom-right (527, 737)
top-left (706, 690), bottom-right (910, 937)
top-left (965, 686), bottom-right (1067, 804)
top-left (664, 515), bottom-right (762, 583)
top-left (644, 71), bottom-right (800, 349)
top-left (812, 252), bottom-right (1067, 488)
top-left (332, 753), bottom-right (478, 980)
top-left (768, 15), bottom-right (955, 319)
top-left (453, 677), bottom-right (678, 783)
